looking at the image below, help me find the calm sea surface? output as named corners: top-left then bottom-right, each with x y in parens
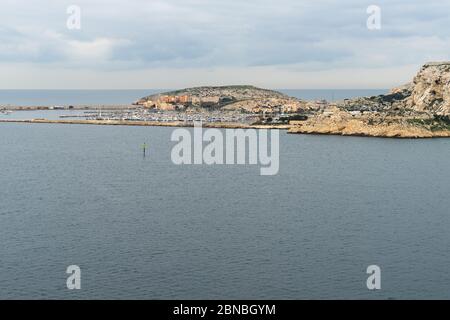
top-left (1, 120), bottom-right (450, 299)
top-left (1, 89), bottom-right (448, 299)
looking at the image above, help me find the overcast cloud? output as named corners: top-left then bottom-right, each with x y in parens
top-left (0, 0), bottom-right (449, 88)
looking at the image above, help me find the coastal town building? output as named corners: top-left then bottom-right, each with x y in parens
top-left (141, 95), bottom-right (192, 110)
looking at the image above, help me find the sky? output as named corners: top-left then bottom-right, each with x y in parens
top-left (0, 0), bottom-right (449, 89)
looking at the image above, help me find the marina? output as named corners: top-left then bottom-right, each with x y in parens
top-left (0, 109), bottom-right (12, 115)
top-left (77, 109), bottom-right (259, 124)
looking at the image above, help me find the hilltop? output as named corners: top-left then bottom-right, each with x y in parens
top-left (136, 85), bottom-right (306, 113)
top-left (138, 85), bottom-right (288, 102)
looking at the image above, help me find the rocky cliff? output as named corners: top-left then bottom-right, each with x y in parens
top-left (405, 62), bottom-right (450, 115)
top-left (341, 62), bottom-right (450, 116)
top-left (289, 62), bottom-right (450, 138)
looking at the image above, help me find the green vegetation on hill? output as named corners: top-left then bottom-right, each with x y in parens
top-left (408, 115), bottom-right (450, 132)
top-left (140, 85), bottom-right (290, 102)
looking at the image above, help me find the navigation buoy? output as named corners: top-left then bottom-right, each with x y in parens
top-left (141, 142), bottom-right (148, 157)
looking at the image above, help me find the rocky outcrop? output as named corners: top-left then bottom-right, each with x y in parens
top-left (288, 112), bottom-right (450, 138)
top-left (340, 62), bottom-right (450, 116)
top-left (289, 62), bottom-right (450, 138)
top-left (405, 62), bottom-right (450, 115)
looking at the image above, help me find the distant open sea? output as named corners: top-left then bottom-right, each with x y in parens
top-left (0, 89), bottom-right (388, 106)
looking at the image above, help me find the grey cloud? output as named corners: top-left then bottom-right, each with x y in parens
top-left (0, 0), bottom-right (449, 74)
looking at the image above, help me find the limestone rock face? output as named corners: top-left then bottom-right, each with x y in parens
top-left (389, 82), bottom-right (414, 96)
top-left (340, 62), bottom-right (450, 116)
top-left (406, 62), bottom-right (450, 115)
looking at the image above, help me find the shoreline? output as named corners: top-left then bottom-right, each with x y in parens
top-left (287, 128), bottom-right (450, 139)
top-left (288, 117), bottom-right (450, 139)
top-left (0, 118), bottom-right (290, 130)
top-left (2, 118), bottom-right (450, 138)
